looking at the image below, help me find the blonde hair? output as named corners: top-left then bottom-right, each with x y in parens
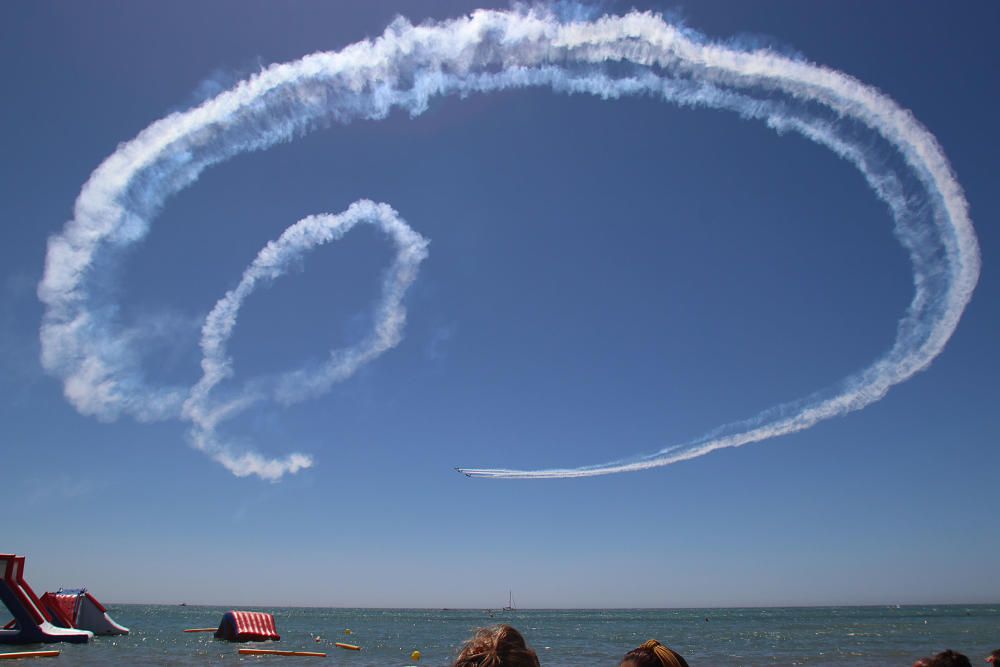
top-left (453, 624), bottom-right (540, 667)
top-left (621, 639), bottom-right (689, 667)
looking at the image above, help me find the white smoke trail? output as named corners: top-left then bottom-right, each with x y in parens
top-left (183, 200), bottom-right (428, 479)
top-left (37, 7), bottom-right (978, 481)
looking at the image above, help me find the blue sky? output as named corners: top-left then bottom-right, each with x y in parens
top-left (1, 0), bottom-right (998, 608)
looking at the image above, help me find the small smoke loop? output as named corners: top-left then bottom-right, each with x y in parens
top-left (182, 200), bottom-right (428, 480)
top-left (38, 7), bottom-right (979, 480)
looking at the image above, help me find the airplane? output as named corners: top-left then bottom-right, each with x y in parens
top-left (454, 467), bottom-right (472, 478)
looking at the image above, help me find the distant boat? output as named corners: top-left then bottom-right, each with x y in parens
top-left (503, 591), bottom-right (515, 612)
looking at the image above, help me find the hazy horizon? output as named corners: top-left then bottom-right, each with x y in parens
top-left (98, 601), bottom-right (1000, 611)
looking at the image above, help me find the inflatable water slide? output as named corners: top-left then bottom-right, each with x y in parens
top-left (40, 589), bottom-right (129, 636)
top-left (0, 554), bottom-right (91, 644)
top-left (1, 553), bottom-right (129, 644)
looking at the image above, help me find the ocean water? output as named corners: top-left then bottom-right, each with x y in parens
top-left (13, 605), bottom-right (999, 665)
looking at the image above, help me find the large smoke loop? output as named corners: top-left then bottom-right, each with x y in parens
top-left (38, 8), bottom-right (979, 480)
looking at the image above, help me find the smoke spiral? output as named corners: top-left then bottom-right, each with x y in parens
top-left (38, 7), bottom-right (979, 480)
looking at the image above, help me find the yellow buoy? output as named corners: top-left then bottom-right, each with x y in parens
top-left (344, 628), bottom-right (352, 635)
top-left (238, 648), bottom-right (326, 657)
top-left (411, 649), bottom-right (422, 661)
top-left (0, 651), bottom-right (60, 660)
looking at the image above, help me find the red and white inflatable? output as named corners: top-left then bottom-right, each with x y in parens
top-left (0, 554), bottom-right (91, 644)
top-left (214, 610), bottom-right (280, 642)
top-left (40, 589), bottom-right (129, 636)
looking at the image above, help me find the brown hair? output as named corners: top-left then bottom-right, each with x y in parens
top-left (621, 640), bottom-right (690, 667)
top-left (453, 624), bottom-right (540, 667)
top-left (913, 650), bottom-right (972, 667)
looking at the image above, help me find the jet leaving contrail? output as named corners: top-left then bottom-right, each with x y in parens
top-left (38, 7), bottom-right (979, 480)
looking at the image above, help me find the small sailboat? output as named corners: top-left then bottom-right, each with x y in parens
top-left (502, 591), bottom-right (515, 612)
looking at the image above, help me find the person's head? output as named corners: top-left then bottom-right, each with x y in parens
top-left (985, 649), bottom-right (1000, 664)
top-left (453, 624), bottom-right (540, 667)
top-left (912, 650), bottom-right (972, 667)
top-left (620, 640), bottom-right (689, 667)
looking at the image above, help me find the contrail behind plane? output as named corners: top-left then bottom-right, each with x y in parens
top-left (38, 7), bottom-right (979, 480)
